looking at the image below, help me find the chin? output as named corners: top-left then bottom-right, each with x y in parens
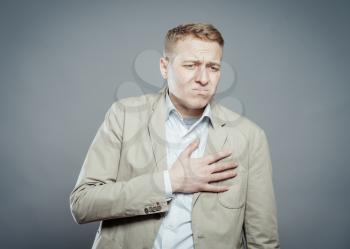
top-left (188, 100), bottom-right (208, 109)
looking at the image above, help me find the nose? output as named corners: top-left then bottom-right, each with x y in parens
top-left (195, 66), bottom-right (209, 86)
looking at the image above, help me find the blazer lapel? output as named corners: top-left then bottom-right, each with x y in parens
top-left (147, 86), bottom-right (168, 172)
top-left (192, 101), bottom-right (228, 207)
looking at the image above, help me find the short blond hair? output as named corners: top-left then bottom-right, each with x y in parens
top-left (163, 23), bottom-right (224, 57)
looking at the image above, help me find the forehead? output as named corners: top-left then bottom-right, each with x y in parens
top-left (171, 37), bottom-right (222, 63)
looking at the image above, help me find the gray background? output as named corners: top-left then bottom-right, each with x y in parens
top-left (1, 0), bottom-right (349, 248)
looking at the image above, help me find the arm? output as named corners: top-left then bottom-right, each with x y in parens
top-left (69, 102), bottom-right (170, 224)
top-left (244, 128), bottom-right (280, 248)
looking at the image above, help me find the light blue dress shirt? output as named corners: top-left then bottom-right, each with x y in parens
top-left (152, 89), bottom-right (212, 249)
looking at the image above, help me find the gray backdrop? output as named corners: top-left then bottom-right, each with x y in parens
top-left (1, 0), bottom-right (349, 248)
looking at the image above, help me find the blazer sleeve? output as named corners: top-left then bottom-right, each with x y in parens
top-left (244, 128), bottom-right (280, 248)
top-left (69, 102), bottom-right (170, 224)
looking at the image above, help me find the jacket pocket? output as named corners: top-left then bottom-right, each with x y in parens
top-left (217, 168), bottom-right (246, 209)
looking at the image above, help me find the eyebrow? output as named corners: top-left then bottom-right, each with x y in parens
top-left (182, 60), bottom-right (221, 67)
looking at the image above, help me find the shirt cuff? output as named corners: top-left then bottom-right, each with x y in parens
top-left (163, 170), bottom-right (174, 200)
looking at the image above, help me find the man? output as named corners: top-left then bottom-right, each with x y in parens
top-left (70, 23), bottom-right (280, 249)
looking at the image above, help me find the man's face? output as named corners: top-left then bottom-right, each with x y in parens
top-left (160, 36), bottom-right (222, 117)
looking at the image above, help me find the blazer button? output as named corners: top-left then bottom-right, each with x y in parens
top-left (144, 208), bottom-right (149, 214)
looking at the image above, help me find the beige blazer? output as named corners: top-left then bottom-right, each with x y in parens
top-left (70, 86), bottom-right (280, 249)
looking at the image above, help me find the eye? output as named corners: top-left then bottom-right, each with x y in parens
top-left (183, 64), bottom-right (196, 70)
top-left (209, 66), bottom-right (220, 72)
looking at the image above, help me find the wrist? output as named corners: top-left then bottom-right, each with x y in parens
top-left (163, 170), bottom-right (174, 199)
top-left (169, 168), bottom-right (180, 193)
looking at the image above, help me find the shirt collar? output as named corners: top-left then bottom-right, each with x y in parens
top-left (165, 87), bottom-right (212, 126)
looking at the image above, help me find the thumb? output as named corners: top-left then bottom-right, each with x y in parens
top-left (184, 138), bottom-right (200, 157)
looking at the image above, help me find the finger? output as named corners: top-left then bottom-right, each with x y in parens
top-left (205, 150), bottom-right (232, 164)
top-left (209, 170), bottom-right (237, 183)
top-left (182, 138), bottom-right (200, 157)
top-left (202, 183), bottom-right (230, 193)
top-left (212, 161), bottom-right (238, 173)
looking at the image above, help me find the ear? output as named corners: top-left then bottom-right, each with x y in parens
top-left (159, 57), bottom-right (169, 79)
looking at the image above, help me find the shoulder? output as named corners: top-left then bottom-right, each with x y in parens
top-left (108, 91), bottom-right (161, 115)
top-left (101, 91), bottom-right (162, 137)
top-left (212, 101), bottom-right (267, 142)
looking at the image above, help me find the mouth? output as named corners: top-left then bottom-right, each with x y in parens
top-left (192, 89), bottom-right (209, 94)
